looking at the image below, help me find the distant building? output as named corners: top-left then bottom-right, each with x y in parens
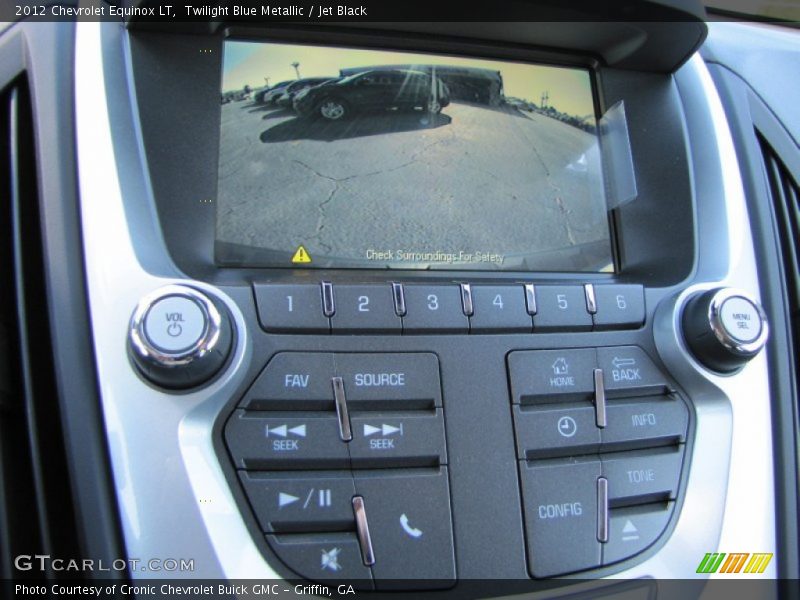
top-left (339, 65), bottom-right (504, 105)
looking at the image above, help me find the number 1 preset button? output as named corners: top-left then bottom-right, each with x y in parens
top-left (254, 283), bottom-right (330, 333)
top-left (402, 285), bottom-right (468, 333)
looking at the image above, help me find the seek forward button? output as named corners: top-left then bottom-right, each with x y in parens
top-left (348, 410), bottom-right (447, 468)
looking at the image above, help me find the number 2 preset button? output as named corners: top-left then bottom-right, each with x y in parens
top-left (402, 285), bottom-right (468, 333)
top-left (254, 283), bottom-right (330, 333)
top-left (330, 284), bottom-right (401, 333)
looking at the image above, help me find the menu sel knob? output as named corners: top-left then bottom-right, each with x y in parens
top-left (129, 285), bottom-right (233, 389)
top-left (681, 288), bottom-right (768, 373)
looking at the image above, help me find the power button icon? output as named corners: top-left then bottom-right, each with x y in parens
top-left (143, 295), bottom-right (207, 353)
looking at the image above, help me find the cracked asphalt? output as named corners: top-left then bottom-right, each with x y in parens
top-left (217, 100), bottom-right (611, 269)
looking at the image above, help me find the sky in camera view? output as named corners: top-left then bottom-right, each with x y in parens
top-left (222, 40), bottom-right (596, 119)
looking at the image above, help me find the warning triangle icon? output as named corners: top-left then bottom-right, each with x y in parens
top-left (291, 246), bottom-right (312, 264)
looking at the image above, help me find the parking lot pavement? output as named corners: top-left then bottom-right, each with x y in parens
top-left (217, 100), bottom-right (610, 267)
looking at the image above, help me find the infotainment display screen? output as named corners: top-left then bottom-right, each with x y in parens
top-left (216, 40), bottom-right (614, 272)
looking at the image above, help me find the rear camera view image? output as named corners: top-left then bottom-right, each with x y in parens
top-left (216, 41), bottom-right (614, 271)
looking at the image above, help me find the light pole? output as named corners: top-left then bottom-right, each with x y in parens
top-left (291, 62), bottom-right (301, 79)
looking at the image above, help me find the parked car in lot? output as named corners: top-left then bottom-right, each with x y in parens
top-left (274, 77), bottom-right (335, 108)
top-left (258, 80), bottom-right (293, 104)
top-left (294, 69), bottom-right (450, 120)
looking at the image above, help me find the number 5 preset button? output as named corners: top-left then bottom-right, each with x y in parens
top-left (401, 285), bottom-right (468, 333)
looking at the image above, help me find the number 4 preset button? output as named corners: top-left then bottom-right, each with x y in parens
top-left (470, 285), bottom-right (532, 333)
top-left (402, 285), bottom-right (468, 333)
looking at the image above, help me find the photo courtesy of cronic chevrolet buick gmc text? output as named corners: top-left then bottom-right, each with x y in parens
top-left (0, 1), bottom-right (798, 600)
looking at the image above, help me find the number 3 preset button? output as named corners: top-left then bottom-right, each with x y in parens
top-left (402, 285), bottom-right (468, 333)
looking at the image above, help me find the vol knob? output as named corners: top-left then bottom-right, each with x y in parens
top-left (681, 288), bottom-right (768, 373)
top-left (128, 285), bottom-right (233, 389)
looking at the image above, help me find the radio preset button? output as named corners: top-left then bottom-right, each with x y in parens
top-left (334, 353), bottom-right (441, 409)
top-left (240, 471), bottom-right (356, 533)
top-left (330, 284), bottom-right (401, 333)
top-left (519, 458), bottom-right (602, 577)
top-left (241, 353), bottom-right (336, 411)
top-left (402, 285), bottom-right (468, 333)
top-left (508, 349), bottom-right (596, 403)
top-left (592, 285), bottom-right (645, 330)
top-left (254, 283), bottom-right (330, 333)
top-left (469, 285), bottom-right (533, 333)
top-left (532, 285), bottom-right (593, 331)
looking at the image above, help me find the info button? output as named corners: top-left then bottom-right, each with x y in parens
top-left (334, 353), bottom-right (441, 409)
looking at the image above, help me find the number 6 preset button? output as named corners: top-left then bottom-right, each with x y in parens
top-left (402, 285), bottom-right (468, 333)
top-left (330, 284), bottom-right (401, 333)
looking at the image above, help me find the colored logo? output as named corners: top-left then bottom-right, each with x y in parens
top-left (696, 552), bottom-right (773, 574)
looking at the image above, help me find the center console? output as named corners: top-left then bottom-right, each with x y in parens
top-left (72, 6), bottom-right (777, 593)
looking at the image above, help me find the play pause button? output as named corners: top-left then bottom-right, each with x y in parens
top-left (240, 472), bottom-right (357, 533)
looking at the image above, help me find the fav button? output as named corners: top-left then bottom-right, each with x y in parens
top-left (241, 353), bottom-right (336, 410)
top-left (519, 458), bottom-right (602, 577)
top-left (353, 468), bottom-right (455, 589)
top-left (507, 349), bottom-right (597, 403)
top-left (240, 471), bottom-right (356, 533)
top-left (143, 294), bottom-right (207, 353)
